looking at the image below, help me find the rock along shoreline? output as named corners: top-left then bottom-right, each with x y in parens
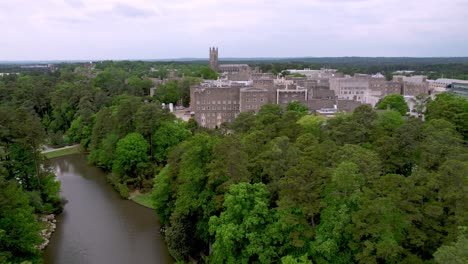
top-left (38, 214), bottom-right (57, 250)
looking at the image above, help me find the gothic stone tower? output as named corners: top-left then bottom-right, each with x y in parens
top-left (209, 47), bottom-right (219, 71)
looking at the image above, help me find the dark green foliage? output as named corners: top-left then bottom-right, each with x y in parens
top-left (151, 99), bottom-right (466, 263)
top-left (152, 121), bottom-right (191, 163)
top-left (0, 176), bottom-right (43, 263)
top-left (425, 93), bottom-right (468, 140)
top-left (2, 62), bottom-right (466, 263)
top-left (153, 81), bottom-right (180, 104)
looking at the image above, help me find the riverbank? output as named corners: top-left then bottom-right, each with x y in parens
top-left (130, 191), bottom-right (155, 209)
top-left (38, 214), bottom-right (57, 250)
top-left (43, 154), bottom-right (172, 263)
top-left (42, 145), bottom-right (81, 159)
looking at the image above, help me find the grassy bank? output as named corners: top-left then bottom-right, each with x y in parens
top-left (131, 192), bottom-right (155, 209)
top-left (44, 146), bottom-right (81, 159)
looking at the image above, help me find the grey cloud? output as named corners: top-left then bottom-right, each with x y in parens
top-left (113, 3), bottom-right (155, 18)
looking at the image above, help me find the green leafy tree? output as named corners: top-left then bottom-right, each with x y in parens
top-left (425, 93), bottom-right (468, 140)
top-left (127, 76), bottom-right (153, 96)
top-left (196, 66), bottom-right (219, 80)
top-left (153, 81), bottom-right (180, 104)
top-left (376, 94), bottom-right (409, 115)
top-left (209, 183), bottom-right (279, 263)
top-left (286, 101), bottom-right (309, 117)
top-left (113, 133), bottom-right (150, 177)
top-left (434, 227), bottom-right (468, 264)
top-left (0, 176), bottom-right (43, 263)
top-left (313, 162), bottom-right (364, 263)
top-left (297, 115), bottom-right (326, 138)
top-left (152, 121), bottom-right (191, 163)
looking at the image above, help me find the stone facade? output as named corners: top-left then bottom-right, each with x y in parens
top-left (190, 47), bottom-right (435, 128)
top-left (191, 83), bottom-right (241, 128)
top-left (240, 87), bottom-right (271, 112)
top-left (209, 47), bottom-right (219, 71)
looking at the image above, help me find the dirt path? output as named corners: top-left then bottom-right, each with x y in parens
top-left (41, 144), bottom-right (80, 154)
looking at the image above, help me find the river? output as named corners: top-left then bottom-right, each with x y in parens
top-left (43, 154), bottom-right (172, 264)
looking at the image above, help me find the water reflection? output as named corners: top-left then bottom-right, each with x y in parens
top-left (43, 154), bottom-right (172, 264)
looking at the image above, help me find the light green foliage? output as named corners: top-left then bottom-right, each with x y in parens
top-left (209, 183), bottom-right (278, 263)
top-left (286, 101), bottom-right (309, 117)
top-left (376, 94), bottom-right (409, 115)
top-left (113, 133), bottom-right (150, 177)
top-left (67, 116), bottom-right (93, 147)
top-left (196, 66), bottom-right (219, 80)
top-left (434, 227), bottom-right (468, 264)
top-left (281, 255), bottom-right (312, 264)
top-left (297, 115), bottom-right (326, 138)
top-left (152, 165), bottom-right (175, 225)
top-left (313, 162), bottom-right (364, 263)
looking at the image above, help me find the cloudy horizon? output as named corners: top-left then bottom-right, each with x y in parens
top-left (1, 0), bottom-right (467, 60)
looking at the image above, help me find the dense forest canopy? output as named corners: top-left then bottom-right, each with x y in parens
top-left (0, 60), bottom-right (467, 263)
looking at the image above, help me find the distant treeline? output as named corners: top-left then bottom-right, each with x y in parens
top-left (3, 57), bottom-right (468, 80)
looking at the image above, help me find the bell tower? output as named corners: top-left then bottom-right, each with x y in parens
top-left (209, 47), bottom-right (219, 71)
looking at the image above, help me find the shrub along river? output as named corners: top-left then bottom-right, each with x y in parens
top-left (43, 154), bottom-right (172, 264)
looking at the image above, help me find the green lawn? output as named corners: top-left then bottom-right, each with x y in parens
top-left (131, 192), bottom-right (155, 209)
top-left (44, 146), bottom-right (81, 159)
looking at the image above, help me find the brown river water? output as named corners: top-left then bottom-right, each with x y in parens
top-left (43, 154), bottom-right (172, 264)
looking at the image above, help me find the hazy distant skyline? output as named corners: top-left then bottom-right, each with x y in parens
top-left (1, 0), bottom-right (468, 60)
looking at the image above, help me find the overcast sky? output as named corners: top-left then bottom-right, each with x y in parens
top-left (1, 0), bottom-right (467, 60)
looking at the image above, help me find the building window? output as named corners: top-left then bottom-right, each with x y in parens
top-left (197, 106), bottom-right (200, 110)
top-left (246, 98), bottom-right (250, 102)
top-left (207, 106), bottom-right (210, 110)
top-left (228, 100), bottom-right (231, 104)
top-left (207, 90), bottom-right (211, 94)
top-left (212, 100), bottom-right (216, 104)
top-left (253, 98), bottom-right (257, 102)
top-left (222, 100), bottom-right (226, 104)
top-left (196, 101), bottom-right (200, 105)
top-left (260, 98), bottom-right (264, 102)
top-left (218, 100), bottom-right (221, 104)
